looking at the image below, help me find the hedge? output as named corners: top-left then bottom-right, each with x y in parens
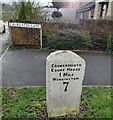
top-left (43, 29), bottom-right (92, 50)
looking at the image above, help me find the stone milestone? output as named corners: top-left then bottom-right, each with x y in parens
top-left (46, 50), bottom-right (86, 118)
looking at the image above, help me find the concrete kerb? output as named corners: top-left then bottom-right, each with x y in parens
top-left (4, 85), bottom-right (112, 88)
top-left (83, 85), bottom-right (112, 87)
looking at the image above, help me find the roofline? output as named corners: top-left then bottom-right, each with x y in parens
top-left (76, 5), bottom-right (95, 13)
top-left (76, 1), bottom-right (95, 13)
top-left (76, 8), bottom-right (91, 13)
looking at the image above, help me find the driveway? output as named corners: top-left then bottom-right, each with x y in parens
top-left (2, 50), bottom-right (111, 86)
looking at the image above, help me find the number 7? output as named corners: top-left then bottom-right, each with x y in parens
top-left (63, 82), bottom-right (69, 92)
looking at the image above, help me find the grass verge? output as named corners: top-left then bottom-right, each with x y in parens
top-left (2, 87), bottom-right (112, 119)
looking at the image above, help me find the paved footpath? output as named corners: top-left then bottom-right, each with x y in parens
top-left (2, 50), bottom-right (112, 87)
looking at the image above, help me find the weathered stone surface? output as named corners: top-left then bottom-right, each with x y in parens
top-left (46, 50), bottom-right (86, 118)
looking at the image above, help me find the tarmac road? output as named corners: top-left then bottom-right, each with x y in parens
top-left (2, 50), bottom-right (112, 87)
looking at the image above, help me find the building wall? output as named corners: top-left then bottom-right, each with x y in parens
top-left (76, 7), bottom-right (95, 20)
top-left (76, 0), bottom-right (95, 20)
top-left (83, 10), bottom-right (90, 19)
top-left (76, 10), bottom-right (92, 20)
top-left (107, 0), bottom-right (113, 19)
top-left (94, 0), bottom-right (113, 20)
top-left (76, 12), bottom-right (82, 20)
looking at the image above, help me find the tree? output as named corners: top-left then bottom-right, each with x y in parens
top-left (52, 11), bottom-right (62, 19)
top-left (52, 0), bottom-right (64, 19)
top-left (12, 0), bottom-right (44, 21)
top-left (52, 0), bottom-right (64, 12)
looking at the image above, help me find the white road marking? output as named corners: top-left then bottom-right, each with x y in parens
top-left (0, 43), bottom-right (11, 61)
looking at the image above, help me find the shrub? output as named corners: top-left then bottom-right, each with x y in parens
top-left (44, 29), bottom-right (92, 50)
top-left (52, 11), bottom-right (62, 19)
top-left (2, 12), bottom-right (14, 22)
top-left (91, 35), bottom-right (108, 51)
top-left (107, 32), bottom-right (113, 52)
top-left (12, 1), bottom-right (44, 21)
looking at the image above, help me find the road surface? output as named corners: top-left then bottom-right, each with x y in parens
top-left (2, 50), bottom-right (111, 87)
top-left (0, 32), bottom-right (11, 56)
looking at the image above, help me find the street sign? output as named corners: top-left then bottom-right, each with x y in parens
top-left (9, 22), bottom-right (41, 29)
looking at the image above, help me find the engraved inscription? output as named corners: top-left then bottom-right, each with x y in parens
top-left (51, 63), bottom-right (82, 92)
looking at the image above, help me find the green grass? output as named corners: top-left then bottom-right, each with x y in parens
top-left (2, 87), bottom-right (46, 119)
top-left (81, 87), bottom-right (112, 119)
top-left (2, 87), bottom-right (112, 119)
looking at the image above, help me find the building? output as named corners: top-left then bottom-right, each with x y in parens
top-left (76, 0), bottom-right (113, 20)
top-left (94, 0), bottom-right (113, 20)
top-left (76, 0), bottom-right (95, 20)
